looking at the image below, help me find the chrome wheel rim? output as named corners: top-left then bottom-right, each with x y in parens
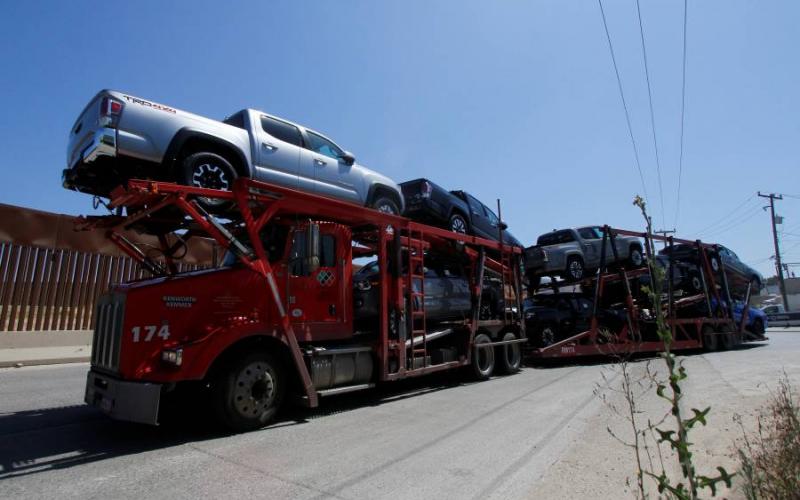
top-left (450, 217), bottom-right (467, 233)
top-left (541, 327), bottom-right (555, 346)
top-left (233, 361), bottom-right (276, 418)
top-left (377, 203), bottom-right (396, 214)
top-left (569, 261), bottom-right (583, 280)
top-left (631, 250), bottom-right (643, 266)
top-left (192, 163), bottom-right (230, 190)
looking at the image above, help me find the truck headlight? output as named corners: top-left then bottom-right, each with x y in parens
top-left (161, 348), bottom-right (183, 366)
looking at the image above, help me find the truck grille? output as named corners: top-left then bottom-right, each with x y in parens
top-left (91, 292), bottom-right (126, 372)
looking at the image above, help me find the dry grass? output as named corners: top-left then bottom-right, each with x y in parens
top-left (736, 374), bottom-right (800, 500)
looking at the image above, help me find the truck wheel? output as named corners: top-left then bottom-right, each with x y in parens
top-left (709, 254), bottom-right (721, 273)
top-left (689, 272), bottom-right (703, 293)
top-left (718, 329), bottom-right (735, 351)
top-left (628, 246), bottom-right (644, 267)
top-left (180, 152), bottom-right (237, 211)
top-left (702, 325), bottom-right (718, 352)
top-left (565, 257), bottom-right (585, 282)
top-left (212, 351), bottom-right (285, 432)
top-left (449, 213), bottom-right (469, 234)
top-left (371, 195), bottom-right (400, 215)
top-left (496, 331), bottom-right (521, 374)
top-left (471, 333), bottom-right (495, 380)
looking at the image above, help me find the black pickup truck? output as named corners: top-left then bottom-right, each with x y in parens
top-left (400, 178), bottom-right (522, 246)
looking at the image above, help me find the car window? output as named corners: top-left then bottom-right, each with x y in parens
top-left (578, 228), bottom-right (596, 240)
top-left (592, 227), bottom-right (606, 238)
top-left (537, 230), bottom-right (575, 246)
top-left (465, 194), bottom-right (484, 216)
top-left (223, 111), bottom-right (246, 129)
top-left (261, 116), bottom-right (303, 146)
top-left (306, 130), bottom-right (344, 160)
top-left (483, 204), bottom-right (500, 227)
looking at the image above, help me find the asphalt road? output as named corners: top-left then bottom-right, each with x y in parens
top-left (1, 329), bottom-right (797, 499)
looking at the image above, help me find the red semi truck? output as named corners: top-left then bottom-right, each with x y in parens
top-left (82, 178), bottom-right (525, 431)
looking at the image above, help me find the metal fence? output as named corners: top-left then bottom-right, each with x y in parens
top-left (0, 203), bottom-right (214, 332)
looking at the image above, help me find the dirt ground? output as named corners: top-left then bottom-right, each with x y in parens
top-left (527, 328), bottom-right (800, 499)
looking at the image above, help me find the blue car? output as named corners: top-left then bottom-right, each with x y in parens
top-left (732, 301), bottom-right (768, 336)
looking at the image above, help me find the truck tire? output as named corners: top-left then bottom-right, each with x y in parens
top-left (539, 324), bottom-right (557, 347)
top-left (371, 195), bottom-right (400, 215)
top-left (628, 245), bottom-right (644, 267)
top-left (496, 331), bottom-right (521, 374)
top-left (565, 256), bottom-right (585, 282)
top-left (449, 213), bottom-right (469, 234)
top-left (471, 333), bottom-right (495, 380)
top-left (180, 152), bottom-right (238, 211)
top-left (689, 272), bottom-right (703, 293)
top-left (212, 351), bottom-right (285, 432)
top-left (718, 329), bottom-right (736, 351)
top-left (702, 325), bottom-right (718, 352)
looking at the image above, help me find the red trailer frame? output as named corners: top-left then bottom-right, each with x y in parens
top-left (527, 226), bottom-right (766, 359)
top-left (80, 178), bottom-right (525, 412)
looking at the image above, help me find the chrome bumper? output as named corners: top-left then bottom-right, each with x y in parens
top-left (78, 127), bottom-right (117, 165)
top-left (85, 370), bottom-right (161, 425)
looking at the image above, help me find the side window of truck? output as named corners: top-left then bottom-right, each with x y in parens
top-left (466, 194), bottom-right (483, 216)
top-left (261, 116), bottom-right (303, 147)
top-left (578, 228), bottom-right (596, 240)
top-left (305, 131), bottom-right (344, 161)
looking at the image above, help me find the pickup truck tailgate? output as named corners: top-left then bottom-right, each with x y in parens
top-left (67, 93), bottom-right (107, 168)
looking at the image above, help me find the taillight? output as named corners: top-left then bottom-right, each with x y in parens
top-left (100, 97), bottom-right (123, 116)
top-left (421, 181), bottom-right (433, 198)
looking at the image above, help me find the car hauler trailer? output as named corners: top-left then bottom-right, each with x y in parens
top-left (526, 226), bottom-right (767, 359)
top-left (80, 178), bottom-right (525, 431)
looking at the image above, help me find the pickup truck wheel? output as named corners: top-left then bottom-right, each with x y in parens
top-left (471, 333), bottom-right (495, 380)
top-left (212, 351), bottom-right (285, 432)
top-left (371, 196), bottom-right (400, 215)
top-left (628, 246), bottom-right (644, 267)
top-left (689, 272), bottom-right (703, 293)
top-left (709, 254), bottom-right (721, 273)
top-left (180, 152), bottom-right (237, 211)
top-left (565, 257), bottom-right (585, 282)
top-left (449, 213), bottom-right (469, 234)
top-left (539, 325), bottom-right (557, 347)
top-left (496, 331), bottom-right (521, 374)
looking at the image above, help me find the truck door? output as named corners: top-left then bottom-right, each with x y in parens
top-left (284, 226), bottom-right (350, 340)
top-left (464, 194), bottom-right (495, 240)
top-left (577, 227), bottom-right (601, 267)
top-left (255, 114), bottom-right (304, 188)
top-left (299, 129), bottom-right (362, 204)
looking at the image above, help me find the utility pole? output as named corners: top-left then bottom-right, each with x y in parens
top-left (655, 228), bottom-right (675, 248)
top-left (759, 192), bottom-right (789, 311)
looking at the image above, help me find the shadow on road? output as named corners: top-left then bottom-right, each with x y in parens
top-left (0, 369), bottom-right (472, 480)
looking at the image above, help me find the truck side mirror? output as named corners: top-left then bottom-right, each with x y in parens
top-left (305, 223), bottom-right (321, 273)
top-left (499, 221), bottom-right (508, 231)
top-left (339, 151), bottom-right (356, 166)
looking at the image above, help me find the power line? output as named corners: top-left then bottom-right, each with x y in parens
top-left (700, 205), bottom-right (763, 239)
top-left (674, 0), bottom-right (688, 231)
top-left (597, 0), bottom-right (650, 203)
top-left (692, 193), bottom-right (757, 236)
top-left (635, 0), bottom-right (666, 228)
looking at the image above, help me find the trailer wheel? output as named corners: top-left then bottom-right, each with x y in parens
top-left (471, 333), bottom-right (495, 380)
top-left (212, 351), bottom-right (285, 432)
top-left (496, 331), bottom-right (521, 374)
top-left (702, 325), bottom-right (718, 352)
top-left (718, 329), bottom-right (736, 351)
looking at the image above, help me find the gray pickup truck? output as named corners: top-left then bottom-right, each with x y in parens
top-left (525, 226), bottom-right (644, 286)
top-left (64, 90), bottom-right (404, 213)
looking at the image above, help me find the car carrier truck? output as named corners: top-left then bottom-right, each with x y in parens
top-left (80, 177), bottom-right (525, 431)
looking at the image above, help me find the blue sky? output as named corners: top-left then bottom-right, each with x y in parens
top-left (1, 0), bottom-right (798, 276)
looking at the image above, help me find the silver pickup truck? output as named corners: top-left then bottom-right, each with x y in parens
top-left (64, 90), bottom-right (404, 213)
top-left (525, 226), bottom-right (644, 286)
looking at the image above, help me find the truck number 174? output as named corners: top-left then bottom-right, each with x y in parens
top-left (131, 325), bottom-right (170, 342)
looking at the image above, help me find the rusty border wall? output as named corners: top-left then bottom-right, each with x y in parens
top-left (0, 203), bottom-right (214, 332)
